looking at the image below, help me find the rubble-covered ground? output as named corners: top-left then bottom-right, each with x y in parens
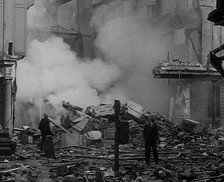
top-left (2, 102), bottom-right (224, 181)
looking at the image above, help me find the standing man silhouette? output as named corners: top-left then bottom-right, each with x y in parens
top-left (143, 117), bottom-right (159, 165)
top-left (39, 113), bottom-right (51, 152)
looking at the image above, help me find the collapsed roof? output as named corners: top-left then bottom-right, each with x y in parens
top-left (153, 58), bottom-right (222, 80)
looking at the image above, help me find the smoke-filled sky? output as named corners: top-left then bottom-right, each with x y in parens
top-left (91, 1), bottom-right (175, 111)
top-left (16, 0), bottom-right (176, 127)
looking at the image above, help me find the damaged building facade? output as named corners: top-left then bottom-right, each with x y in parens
top-left (77, 0), bottom-right (224, 126)
top-left (3, 0), bottom-right (224, 181)
top-left (0, 0), bottom-right (34, 133)
top-left (28, 0), bottom-right (224, 127)
top-left (146, 0), bottom-right (224, 126)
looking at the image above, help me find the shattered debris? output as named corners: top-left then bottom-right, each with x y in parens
top-left (153, 58), bottom-right (207, 73)
top-left (2, 100), bottom-right (224, 181)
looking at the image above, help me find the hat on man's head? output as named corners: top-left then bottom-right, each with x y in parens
top-left (43, 113), bottom-right (48, 117)
top-left (151, 118), bottom-right (156, 122)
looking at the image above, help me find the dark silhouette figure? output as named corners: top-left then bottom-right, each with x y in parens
top-left (143, 118), bottom-right (159, 165)
top-left (44, 135), bottom-right (55, 158)
top-left (39, 114), bottom-right (51, 152)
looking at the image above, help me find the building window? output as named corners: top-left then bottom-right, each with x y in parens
top-left (208, 86), bottom-right (220, 118)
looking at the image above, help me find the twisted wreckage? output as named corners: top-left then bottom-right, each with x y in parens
top-left (0, 99), bottom-right (224, 181)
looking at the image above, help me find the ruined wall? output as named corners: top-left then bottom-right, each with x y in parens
top-left (57, 1), bottom-right (76, 29)
top-left (52, 0), bottom-right (96, 58)
top-left (22, 0), bottom-right (224, 128)
top-left (0, 78), bottom-right (3, 127)
top-left (160, 0), bottom-right (201, 62)
top-left (172, 83), bottom-right (190, 124)
top-left (135, 0), bottom-right (201, 63)
top-left (190, 81), bottom-right (212, 124)
top-left (190, 81), bottom-right (223, 125)
top-left (78, 0), bottom-right (96, 58)
top-left (220, 86), bottom-right (224, 124)
top-left (145, 0), bottom-right (224, 125)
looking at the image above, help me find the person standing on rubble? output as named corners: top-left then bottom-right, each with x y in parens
top-left (39, 113), bottom-right (52, 152)
top-left (143, 116), bottom-right (159, 165)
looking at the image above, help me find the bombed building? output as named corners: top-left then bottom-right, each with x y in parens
top-left (1, 0), bottom-right (224, 181)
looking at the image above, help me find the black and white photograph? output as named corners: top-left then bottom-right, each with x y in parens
top-left (0, 0), bottom-right (223, 181)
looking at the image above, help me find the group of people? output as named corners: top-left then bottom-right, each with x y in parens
top-left (38, 113), bottom-right (160, 165)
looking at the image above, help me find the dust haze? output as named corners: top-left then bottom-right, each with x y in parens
top-left (15, 0), bottom-right (176, 128)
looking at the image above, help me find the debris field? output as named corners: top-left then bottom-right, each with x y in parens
top-left (1, 101), bottom-right (224, 182)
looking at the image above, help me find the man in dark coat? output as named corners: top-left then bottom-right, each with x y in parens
top-left (39, 113), bottom-right (52, 152)
top-left (143, 117), bottom-right (159, 165)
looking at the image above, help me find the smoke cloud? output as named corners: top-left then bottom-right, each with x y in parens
top-left (91, 0), bottom-right (175, 113)
top-left (16, 37), bottom-right (120, 127)
top-left (16, 0), bottom-right (176, 127)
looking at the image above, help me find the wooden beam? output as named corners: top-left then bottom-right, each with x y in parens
top-left (0, 165), bottom-right (30, 174)
top-left (153, 70), bottom-right (222, 80)
top-left (48, 117), bottom-right (79, 142)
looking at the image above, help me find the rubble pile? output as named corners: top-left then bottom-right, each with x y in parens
top-left (153, 57), bottom-right (207, 74)
top-left (81, 118), bottom-right (113, 135)
top-left (49, 102), bottom-right (224, 181)
top-left (1, 101), bottom-right (224, 181)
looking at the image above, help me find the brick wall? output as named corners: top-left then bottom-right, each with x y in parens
top-left (172, 81), bottom-right (217, 125)
top-left (220, 86), bottom-right (224, 123)
top-left (190, 81), bottom-right (213, 124)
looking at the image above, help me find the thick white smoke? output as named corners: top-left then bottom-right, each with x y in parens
top-left (91, 0), bottom-right (176, 113)
top-left (16, 0), bottom-right (176, 127)
top-left (16, 37), bottom-right (120, 127)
